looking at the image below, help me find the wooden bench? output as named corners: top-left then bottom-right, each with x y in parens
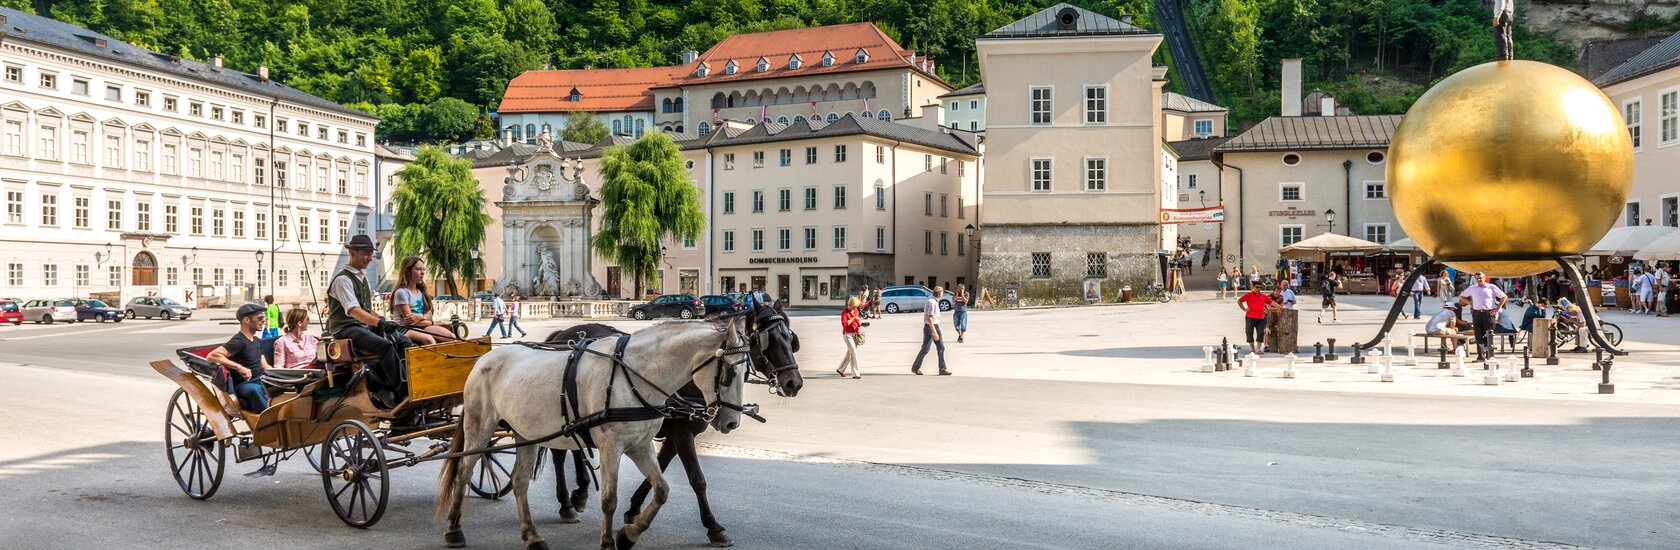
top-left (1418, 333), bottom-right (1472, 368)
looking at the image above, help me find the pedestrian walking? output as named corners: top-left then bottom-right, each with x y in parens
top-left (484, 293), bottom-right (509, 338)
top-left (506, 293), bottom-right (528, 338)
top-left (1237, 285), bottom-right (1273, 354)
top-left (1658, 265), bottom-right (1673, 317)
top-left (1437, 270), bottom-right (1455, 307)
top-left (261, 295), bottom-right (281, 339)
top-left (1216, 269), bottom-right (1231, 301)
top-left (1409, 274), bottom-right (1429, 320)
top-left (1458, 272), bottom-right (1508, 361)
top-left (1317, 271), bottom-right (1343, 324)
top-left (871, 286), bottom-right (883, 319)
top-left (911, 286), bottom-right (950, 375)
top-left (1634, 268), bottom-right (1655, 314)
top-left (857, 284), bottom-right (871, 317)
top-left (952, 285), bottom-right (970, 343)
top-left (1201, 240), bottom-right (1213, 268)
top-left (837, 297), bottom-right (864, 379)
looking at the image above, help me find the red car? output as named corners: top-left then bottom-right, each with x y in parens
top-left (0, 299), bottom-right (21, 325)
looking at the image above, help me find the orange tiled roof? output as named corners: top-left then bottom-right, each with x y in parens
top-left (498, 66), bottom-right (684, 113)
top-left (659, 22), bottom-right (945, 88)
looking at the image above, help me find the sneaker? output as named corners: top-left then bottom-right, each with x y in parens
top-left (912, 369), bottom-right (923, 375)
top-left (1317, 316), bottom-right (1323, 324)
top-left (938, 371), bottom-right (952, 376)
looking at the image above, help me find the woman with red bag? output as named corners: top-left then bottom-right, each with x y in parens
top-left (837, 297), bottom-right (865, 379)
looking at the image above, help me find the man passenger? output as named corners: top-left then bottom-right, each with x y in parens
top-left (207, 303), bottom-right (272, 411)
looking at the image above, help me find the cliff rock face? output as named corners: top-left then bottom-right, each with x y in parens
top-left (1527, 0), bottom-right (1680, 47)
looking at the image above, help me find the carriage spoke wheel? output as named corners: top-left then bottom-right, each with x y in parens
top-left (165, 388), bottom-right (225, 500)
top-left (320, 420), bottom-right (389, 528)
top-left (468, 436), bottom-right (521, 499)
top-left (301, 444), bottom-right (324, 474)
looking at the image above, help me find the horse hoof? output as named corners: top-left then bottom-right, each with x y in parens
top-left (559, 507), bottom-right (581, 524)
top-left (443, 530), bottom-right (466, 548)
top-left (707, 529), bottom-right (734, 547)
top-left (614, 529), bottom-right (636, 550)
top-left (526, 541), bottom-right (550, 550)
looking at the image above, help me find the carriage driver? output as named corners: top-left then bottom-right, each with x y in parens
top-left (206, 303), bottom-right (272, 412)
top-left (327, 234), bottom-right (414, 409)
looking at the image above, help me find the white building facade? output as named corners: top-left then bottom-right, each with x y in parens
top-left (0, 8), bottom-right (379, 307)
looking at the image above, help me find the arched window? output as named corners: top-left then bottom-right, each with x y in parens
top-left (697, 122), bottom-right (710, 137)
top-left (662, 98), bottom-right (673, 113)
top-left (634, 119), bottom-right (644, 137)
top-left (825, 113), bottom-right (839, 123)
top-left (862, 111), bottom-right (874, 119)
top-left (878, 110), bottom-right (891, 121)
top-left (676, 125), bottom-right (684, 133)
top-left (674, 98), bottom-right (684, 112)
top-left (525, 124), bottom-right (536, 138)
top-left (793, 115), bottom-right (806, 125)
top-left (612, 120), bottom-right (622, 135)
top-left (745, 118), bottom-right (755, 124)
top-left (777, 116), bottom-right (789, 125)
top-left (510, 125), bottom-right (522, 140)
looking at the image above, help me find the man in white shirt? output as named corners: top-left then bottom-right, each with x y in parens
top-left (1279, 285), bottom-right (1297, 309)
top-left (1657, 265), bottom-right (1673, 317)
top-left (483, 294), bottom-right (509, 338)
top-left (1409, 275), bottom-right (1430, 319)
top-left (325, 235), bottom-right (412, 407)
top-left (911, 286), bottom-right (950, 375)
top-left (1426, 301), bottom-right (1467, 353)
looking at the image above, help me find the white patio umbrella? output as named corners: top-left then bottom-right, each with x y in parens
top-left (1279, 233), bottom-right (1385, 260)
top-left (1385, 237), bottom-right (1419, 252)
top-left (1585, 225), bottom-right (1676, 256)
top-left (1633, 230), bottom-right (1680, 262)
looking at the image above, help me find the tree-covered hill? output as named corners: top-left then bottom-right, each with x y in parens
top-left (1, 0), bottom-right (1600, 139)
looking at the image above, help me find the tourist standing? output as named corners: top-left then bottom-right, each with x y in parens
top-left (1237, 285), bottom-right (1272, 354)
top-left (1437, 270), bottom-right (1456, 307)
top-left (911, 286), bottom-right (950, 375)
top-left (506, 293), bottom-right (528, 338)
top-left (262, 295), bottom-right (281, 339)
top-left (857, 285), bottom-right (871, 318)
top-left (1658, 265), bottom-right (1673, 317)
top-left (951, 285), bottom-right (970, 343)
top-left (837, 297), bottom-right (864, 379)
top-left (484, 293), bottom-right (509, 339)
top-left (1318, 271), bottom-right (1343, 324)
top-left (1216, 269), bottom-right (1230, 301)
top-left (872, 286), bottom-right (884, 319)
top-left (1458, 272), bottom-right (1508, 361)
top-left (1636, 268), bottom-right (1656, 314)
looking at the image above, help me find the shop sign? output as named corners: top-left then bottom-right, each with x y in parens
top-left (1004, 282), bottom-right (1021, 307)
top-left (1609, 255), bottom-right (1625, 265)
top-left (1267, 208), bottom-right (1318, 218)
top-left (748, 257), bottom-right (820, 264)
top-left (1159, 206), bottom-right (1225, 225)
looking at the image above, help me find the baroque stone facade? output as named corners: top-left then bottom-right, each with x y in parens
top-left (493, 141), bottom-right (602, 298)
top-left (978, 224), bottom-right (1158, 305)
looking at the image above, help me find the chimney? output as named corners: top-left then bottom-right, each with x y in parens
top-left (1281, 58), bottom-right (1303, 117)
top-left (1120, 14), bottom-right (1135, 25)
top-left (258, 65), bottom-right (270, 82)
top-left (1320, 96), bottom-right (1335, 117)
top-left (913, 103), bottom-right (946, 132)
top-left (681, 50), bottom-right (699, 64)
top-left (212, 56), bottom-right (223, 69)
top-left (0, 15), bottom-right (8, 26)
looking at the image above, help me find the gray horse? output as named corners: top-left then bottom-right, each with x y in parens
top-left (438, 317), bottom-right (753, 550)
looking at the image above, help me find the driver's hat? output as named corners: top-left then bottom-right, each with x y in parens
top-left (345, 234), bottom-right (375, 252)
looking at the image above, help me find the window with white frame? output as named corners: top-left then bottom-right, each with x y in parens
top-left (924, 192), bottom-right (933, 216)
top-left (1627, 201), bottom-right (1641, 226)
top-left (161, 144), bottom-right (177, 174)
top-left (73, 196), bottom-right (89, 228)
top-left (209, 151), bottom-right (224, 180)
top-left (1085, 157), bottom-right (1107, 191)
top-left (5, 263), bottom-right (19, 286)
top-left (164, 204), bottom-right (177, 234)
top-left (103, 134), bottom-right (121, 168)
top-left (1281, 225), bottom-right (1304, 246)
top-left (875, 145), bottom-right (884, 164)
top-left (752, 151), bottom-right (764, 168)
top-left (805, 147), bottom-right (817, 164)
top-left (1194, 119), bottom-right (1214, 137)
top-left (190, 206), bottom-right (204, 235)
top-left (751, 229), bottom-right (764, 252)
top-left (723, 191), bottom-right (735, 214)
top-left (777, 228), bottom-right (791, 251)
top-left (876, 226), bottom-right (886, 250)
top-left (134, 139), bottom-right (150, 171)
top-left (1031, 158), bottom-right (1052, 191)
top-left (778, 188), bottom-right (791, 211)
top-left (41, 193), bottom-right (57, 226)
top-left (39, 72), bottom-right (56, 90)
top-left (723, 230), bottom-right (736, 252)
top-left (76, 264), bottom-right (89, 286)
top-left (803, 227), bottom-right (817, 250)
top-left (42, 264), bottom-right (57, 286)
top-left (137, 201), bottom-right (150, 231)
top-left (109, 265), bottom-right (121, 286)
top-left (875, 184), bottom-right (885, 210)
top-left (1364, 181), bottom-right (1387, 199)
top-left (254, 211), bottom-right (265, 239)
top-left (5, 191), bottom-right (20, 223)
top-left (833, 185), bottom-right (846, 209)
top-left (70, 130), bottom-right (89, 164)
top-left (924, 230), bottom-right (933, 254)
top-left (1663, 91), bottom-right (1678, 144)
top-left (958, 196), bottom-right (965, 219)
top-left (1280, 183), bottom-right (1303, 201)
top-left (233, 209), bottom-right (245, 238)
top-left (1084, 85), bottom-right (1107, 124)
top-left (231, 154), bottom-right (243, 183)
top-left (1666, 197), bottom-right (1678, 227)
top-left (834, 145), bottom-right (847, 162)
top-left (803, 187), bottom-right (817, 210)
top-left (187, 147), bottom-right (203, 177)
top-left (106, 199), bottom-right (122, 230)
top-left (1032, 252), bottom-right (1051, 278)
top-left (752, 190), bottom-right (764, 212)
top-left (38, 125), bottom-right (58, 161)
top-left (940, 194), bottom-right (949, 217)
top-left (1030, 86), bottom-right (1053, 125)
top-left (1627, 100), bottom-right (1643, 149)
top-left (2, 65), bottom-right (19, 83)
top-left (1363, 224), bottom-right (1389, 244)
top-left (833, 226), bottom-right (846, 249)
top-left (2, 120), bottom-right (20, 156)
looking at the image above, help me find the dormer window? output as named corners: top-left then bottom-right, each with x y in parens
top-left (788, 54), bottom-right (801, 70)
top-left (821, 51), bottom-right (835, 67)
top-left (725, 60), bottom-right (738, 75)
top-left (855, 49), bottom-right (869, 64)
top-left (697, 63), bottom-right (709, 77)
top-left (756, 57), bottom-right (769, 73)
top-left (568, 87), bottom-right (581, 102)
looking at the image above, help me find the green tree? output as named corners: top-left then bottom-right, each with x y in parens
top-left (418, 97), bottom-right (479, 143)
top-left (396, 47), bottom-right (444, 104)
top-left (390, 146), bottom-right (493, 298)
top-left (591, 133), bottom-right (704, 298)
top-left (560, 111), bottom-right (610, 144)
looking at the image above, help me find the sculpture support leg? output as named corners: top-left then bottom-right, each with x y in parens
top-left (1556, 259), bottom-right (1624, 356)
top-left (1360, 260), bottom-right (1440, 350)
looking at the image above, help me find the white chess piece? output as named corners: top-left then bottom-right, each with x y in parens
top-left (1284, 353), bottom-right (1298, 379)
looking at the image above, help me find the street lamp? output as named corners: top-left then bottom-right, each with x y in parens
top-left (182, 246), bottom-right (198, 267)
top-left (1321, 209), bottom-right (1337, 235)
top-left (1198, 190), bottom-right (1207, 206)
top-left (255, 250), bottom-right (265, 300)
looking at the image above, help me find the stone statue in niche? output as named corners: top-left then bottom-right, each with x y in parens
top-left (533, 244), bottom-right (562, 296)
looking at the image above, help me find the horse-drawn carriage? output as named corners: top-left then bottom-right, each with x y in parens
top-left (152, 331), bottom-right (524, 527)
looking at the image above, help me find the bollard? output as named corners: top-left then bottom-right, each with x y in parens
top-left (1284, 353), bottom-right (1299, 378)
top-left (1325, 338), bottom-right (1340, 361)
top-left (1452, 347), bottom-right (1468, 377)
top-left (1521, 352), bottom-right (1534, 378)
top-left (1244, 353), bottom-right (1259, 377)
top-left (1599, 354), bottom-right (1615, 394)
top-left (1312, 342), bottom-right (1325, 363)
top-left (1202, 346), bottom-right (1217, 373)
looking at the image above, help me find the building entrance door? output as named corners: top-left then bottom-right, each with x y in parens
top-left (606, 267), bottom-right (622, 298)
top-left (132, 251), bottom-right (157, 286)
top-left (777, 275), bottom-right (790, 301)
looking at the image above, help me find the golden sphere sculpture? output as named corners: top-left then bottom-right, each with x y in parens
top-left (1388, 60), bottom-right (1633, 278)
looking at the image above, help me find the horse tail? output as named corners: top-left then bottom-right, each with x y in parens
top-left (435, 420), bottom-right (465, 520)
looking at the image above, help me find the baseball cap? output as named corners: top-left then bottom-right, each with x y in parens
top-left (236, 303), bottom-right (266, 320)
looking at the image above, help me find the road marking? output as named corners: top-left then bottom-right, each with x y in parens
top-left (0, 324), bottom-right (150, 341)
top-left (698, 442), bottom-right (1587, 549)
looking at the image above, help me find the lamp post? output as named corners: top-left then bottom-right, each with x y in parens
top-left (255, 250), bottom-right (265, 300)
top-left (1320, 208), bottom-right (1337, 235)
top-left (1199, 190), bottom-right (1207, 207)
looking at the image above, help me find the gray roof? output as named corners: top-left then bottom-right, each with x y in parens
top-left (1161, 91), bottom-right (1226, 113)
top-left (375, 144), bottom-right (416, 161)
top-left (1594, 29), bottom-right (1680, 87)
top-left (1581, 36), bottom-right (1666, 81)
top-left (938, 82), bottom-right (985, 98)
top-left (981, 3), bottom-right (1152, 39)
top-left (1215, 115), bottom-right (1401, 153)
top-left (1165, 137), bottom-right (1232, 161)
top-left (0, 7), bottom-right (374, 121)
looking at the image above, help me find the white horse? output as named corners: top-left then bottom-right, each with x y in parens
top-left (438, 316), bottom-right (755, 550)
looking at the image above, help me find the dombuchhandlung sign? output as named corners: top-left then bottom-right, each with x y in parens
top-left (1159, 206), bottom-right (1226, 225)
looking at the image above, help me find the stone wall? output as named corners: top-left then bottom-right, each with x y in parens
top-left (978, 224), bottom-right (1160, 306)
top-left (1529, 0), bottom-right (1680, 49)
top-left (846, 252), bottom-right (896, 294)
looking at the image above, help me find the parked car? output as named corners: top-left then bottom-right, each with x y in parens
top-left (124, 296), bottom-right (194, 320)
top-left (700, 294), bottom-right (746, 316)
top-left (878, 285), bottom-right (953, 314)
top-left (0, 299), bottom-right (22, 325)
top-left (22, 299), bottom-right (78, 324)
top-left (628, 294), bottom-right (703, 320)
top-left (74, 299), bottom-right (124, 323)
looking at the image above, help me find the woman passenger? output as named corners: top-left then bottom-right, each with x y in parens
top-left (272, 308), bottom-right (320, 370)
top-left (392, 255), bottom-right (457, 346)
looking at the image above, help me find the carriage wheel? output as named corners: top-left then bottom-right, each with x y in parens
top-left (301, 444), bottom-right (324, 474)
top-left (165, 388), bottom-right (225, 500)
top-left (468, 435), bottom-right (521, 499)
top-left (320, 420), bottom-right (390, 528)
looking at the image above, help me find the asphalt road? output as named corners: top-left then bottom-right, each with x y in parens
top-left (1, 302), bottom-right (1677, 549)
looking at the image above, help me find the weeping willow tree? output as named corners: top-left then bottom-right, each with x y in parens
top-left (592, 132), bottom-right (705, 298)
top-left (390, 146), bottom-right (493, 297)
